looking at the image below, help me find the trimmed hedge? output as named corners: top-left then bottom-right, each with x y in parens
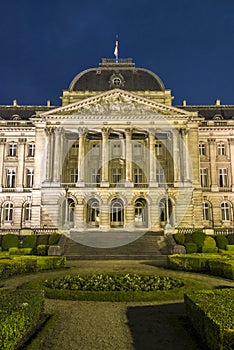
top-left (191, 231), bottom-right (206, 251)
top-left (202, 236), bottom-right (218, 253)
top-left (173, 232), bottom-right (185, 245)
top-left (185, 289), bottom-right (234, 350)
top-left (215, 235), bottom-right (228, 250)
top-left (48, 233), bottom-right (60, 246)
top-left (1, 234), bottom-right (18, 251)
top-left (9, 247), bottom-right (32, 255)
top-left (227, 234), bottom-right (234, 245)
top-left (184, 242), bottom-right (198, 253)
top-left (0, 289), bottom-right (44, 350)
top-left (226, 245), bottom-right (234, 252)
top-left (37, 244), bottom-right (49, 256)
top-left (36, 234), bottom-right (49, 246)
top-left (22, 235), bottom-right (37, 249)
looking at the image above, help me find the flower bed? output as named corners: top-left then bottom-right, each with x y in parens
top-left (184, 289), bottom-right (234, 350)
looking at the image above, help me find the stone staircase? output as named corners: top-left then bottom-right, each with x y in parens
top-left (59, 231), bottom-right (170, 264)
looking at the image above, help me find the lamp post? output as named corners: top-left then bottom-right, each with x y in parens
top-left (64, 185), bottom-right (69, 230)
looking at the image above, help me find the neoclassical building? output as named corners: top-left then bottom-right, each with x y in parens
top-left (0, 58), bottom-right (233, 233)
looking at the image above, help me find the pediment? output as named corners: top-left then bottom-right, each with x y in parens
top-left (40, 89), bottom-right (196, 120)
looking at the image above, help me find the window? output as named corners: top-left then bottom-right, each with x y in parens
top-left (219, 168), bottom-right (228, 187)
top-left (28, 144), bottom-right (35, 157)
top-left (199, 143), bottom-right (206, 156)
top-left (3, 202), bottom-right (13, 221)
top-left (133, 143), bottom-right (142, 156)
top-left (200, 168), bottom-right (208, 187)
top-left (221, 202), bottom-right (231, 221)
top-left (70, 143), bottom-right (79, 156)
top-left (24, 202), bottom-right (32, 221)
top-left (87, 199), bottom-right (99, 226)
top-left (155, 142), bottom-right (162, 156)
top-left (6, 169), bottom-right (16, 188)
top-left (112, 143), bottom-right (121, 157)
top-left (8, 143), bottom-right (17, 156)
top-left (217, 143), bottom-right (225, 156)
top-left (156, 168), bottom-right (165, 183)
top-left (110, 199), bottom-right (124, 226)
top-left (70, 169), bottom-right (78, 183)
top-left (91, 143), bottom-right (100, 156)
top-left (112, 168), bottom-right (122, 184)
top-left (202, 202), bottom-right (210, 220)
top-left (134, 168), bottom-right (143, 184)
top-left (135, 198), bottom-right (147, 226)
top-left (91, 168), bottom-right (100, 184)
top-left (26, 169), bottom-right (34, 188)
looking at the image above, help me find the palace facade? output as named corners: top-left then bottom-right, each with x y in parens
top-left (0, 58), bottom-right (233, 234)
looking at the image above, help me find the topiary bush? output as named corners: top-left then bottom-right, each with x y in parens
top-left (184, 243), bottom-right (198, 253)
top-left (227, 233), bottom-right (234, 245)
top-left (226, 245), bottom-right (234, 252)
top-left (37, 234), bottom-right (49, 246)
top-left (48, 233), bottom-right (60, 246)
top-left (22, 235), bottom-right (37, 250)
top-left (192, 231), bottom-right (206, 251)
top-left (173, 232), bottom-right (185, 245)
top-left (184, 233), bottom-right (193, 243)
top-left (37, 245), bottom-right (48, 256)
top-left (215, 235), bottom-right (228, 250)
top-left (202, 236), bottom-right (218, 253)
top-left (1, 234), bottom-right (19, 251)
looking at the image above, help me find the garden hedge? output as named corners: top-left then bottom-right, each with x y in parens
top-left (184, 289), bottom-right (234, 350)
top-left (0, 289), bottom-right (44, 350)
top-left (48, 233), bottom-right (60, 246)
top-left (36, 234), bottom-right (49, 246)
top-left (215, 235), bottom-right (228, 250)
top-left (22, 235), bottom-right (37, 249)
top-left (191, 231), bottom-right (206, 251)
top-left (1, 234), bottom-right (18, 251)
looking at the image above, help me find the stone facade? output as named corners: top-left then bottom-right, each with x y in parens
top-left (0, 58), bottom-right (233, 233)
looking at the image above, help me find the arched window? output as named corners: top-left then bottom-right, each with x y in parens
top-left (221, 202), bottom-right (231, 221)
top-left (87, 199), bottom-right (100, 227)
top-left (68, 199), bottom-right (75, 223)
top-left (3, 202), bottom-right (13, 221)
top-left (62, 198), bottom-right (75, 228)
top-left (110, 198), bottom-right (124, 227)
top-left (159, 197), bottom-right (172, 225)
top-left (24, 202), bottom-right (32, 222)
top-left (135, 198), bottom-right (147, 226)
top-left (202, 202), bottom-right (211, 221)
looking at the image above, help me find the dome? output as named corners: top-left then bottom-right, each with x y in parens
top-left (69, 58), bottom-right (165, 92)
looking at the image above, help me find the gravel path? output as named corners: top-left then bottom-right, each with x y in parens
top-left (3, 260), bottom-right (234, 350)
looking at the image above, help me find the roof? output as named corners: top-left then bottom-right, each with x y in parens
top-left (178, 105), bottom-right (234, 120)
top-left (69, 58), bottom-right (165, 92)
top-left (0, 106), bottom-right (57, 121)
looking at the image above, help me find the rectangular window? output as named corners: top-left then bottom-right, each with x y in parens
top-left (155, 143), bottom-right (162, 156)
top-left (6, 169), bottom-right (16, 188)
top-left (91, 143), bottom-right (100, 156)
top-left (28, 143), bottom-right (35, 157)
top-left (70, 143), bottom-right (79, 156)
top-left (156, 168), bottom-right (165, 183)
top-left (112, 168), bottom-right (122, 184)
top-left (8, 143), bottom-right (17, 156)
top-left (134, 168), bottom-right (143, 183)
top-left (25, 203), bottom-right (32, 221)
top-left (91, 169), bottom-right (100, 183)
top-left (70, 169), bottom-right (78, 183)
top-left (200, 168), bottom-right (208, 187)
top-left (217, 143), bottom-right (225, 156)
top-left (26, 169), bottom-right (34, 188)
top-left (199, 143), bottom-right (206, 156)
top-left (219, 168), bottom-right (228, 187)
top-left (112, 143), bottom-right (121, 157)
top-left (4, 203), bottom-right (13, 221)
top-left (133, 143), bottom-right (142, 156)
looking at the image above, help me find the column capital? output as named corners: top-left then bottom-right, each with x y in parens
top-left (0, 138), bottom-right (6, 145)
top-left (78, 127), bottom-right (87, 137)
top-left (228, 138), bottom-right (234, 145)
top-left (18, 138), bottom-right (27, 145)
top-left (125, 128), bottom-right (132, 137)
top-left (208, 138), bottom-right (216, 145)
top-left (101, 127), bottom-right (110, 137)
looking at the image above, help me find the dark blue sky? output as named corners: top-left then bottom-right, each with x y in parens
top-left (1, 0), bottom-right (234, 106)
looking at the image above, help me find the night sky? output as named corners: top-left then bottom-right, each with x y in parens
top-left (1, 0), bottom-right (234, 106)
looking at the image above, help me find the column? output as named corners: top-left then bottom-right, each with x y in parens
top-left (101, 127), bottom-right (109, 187)
top-left (44, 127), bottom-right (54, 183)
top-left (0, 138), bottom-right (6, 190)
top-left (208, 138), bottom-right (218, 191)
top-left (149, 131), bottom-right (158, 187)
top-left (52, 127), bottom-right (62, 185)
top-left (33, 120), bottom-right (47, 189)
top-left (172, 129), bottom-right (182, 185)
top-left (76, 127), bottom-right (86, 187)
top-left (125, 128), bottom-right (133, 187)
top-left (17, 138), bottom-right (26, 189)
top-left (187, 125), bottom-right (200, 187)
top-left (228, 139), bottom-right (234, 191)
top-left (181, 128), bottom-right (190, 184)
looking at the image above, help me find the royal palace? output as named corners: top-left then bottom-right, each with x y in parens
top-left (0, 57), bottom-right (233, 235)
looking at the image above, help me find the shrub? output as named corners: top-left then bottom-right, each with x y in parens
top-left (37, 245), bottom-right (48, 256)
top-left (184, 233), bottom-right (193, 243)
top-left (191, 231), bottom-right (206, 251)
top-left (226, 245), bottom-right (234, 252)
top-left (22, 235), bottom-right (37, 249)
top-left (202, 236), bottom-right (218, 253)
top-left (173, 232), bottom-right (185, 245)
top-left (184, 243), bottom-right (198, 253)
top-left (48, 233), bottom-right (60, 245)
top-left (0, 289), bottom-right (44, 350)
top-left (185, 289), bottom-right (234, 350)
top-left (37, 234), bottom-right (49, 246)
top-left (9, 247), bottom-right (19, 255)
top-left (1, 234), bottom-right (19, 251)
top-left (227, 233), bottom-right (234, 245)
top-left (215, 235), bottom-right (228, 250)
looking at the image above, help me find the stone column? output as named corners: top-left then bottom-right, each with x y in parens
top-left (125, 128), bottom-right (133, 187)
top-left (33, 120), bottom-right (47, 189)
top-left (0, 138), bottom-right (6, 190)
top-left (208, 138), bottom-right (218, 191)
top-left (149, 131), bottom-right (158, 187)
top-left (228, 139), bottom-right (234, 191)
top-left (101, 128), bottom-right (109, 187)
top-left (181, 128), bottom-right (190, 184)
top-left (172, 129), bottom-right (182, 185)
top-left (45, 128), bottom-right (54, 183)
top-left (17, 138), bottom-right (26, 189)
top-left (52, 127), bottom-right (62, 184)
top-left (99, 204), bottom-right (110, 231)
top-left (76, 128), bottom-right (86, 187)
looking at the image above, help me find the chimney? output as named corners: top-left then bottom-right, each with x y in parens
top-left (13, 99), bottom-right (18, 106)
top-left (182, 100), bottom-right (187, 106)
top-left (47, 100), bottom-right (51, 107)
top-left (215, 99), bottom-right (221, 106)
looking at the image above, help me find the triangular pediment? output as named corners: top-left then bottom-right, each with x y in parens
top-left (40, 89), bottom-right (196, 120)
